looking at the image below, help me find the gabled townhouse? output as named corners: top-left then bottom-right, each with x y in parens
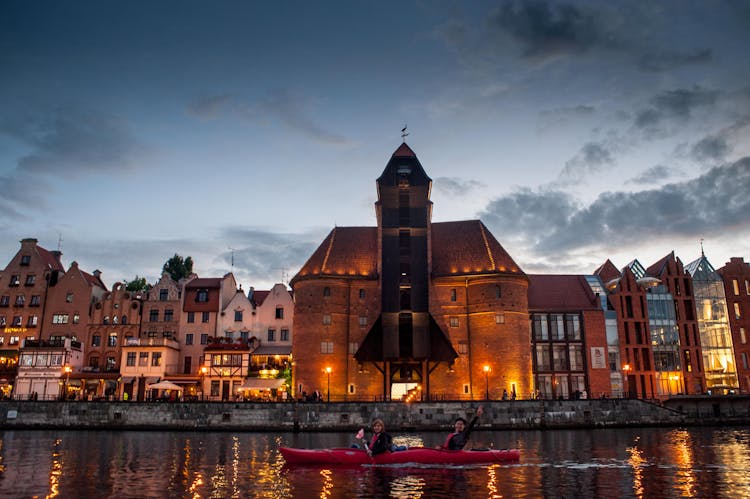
top-left (717, 257), bottom-right (750, 393)
top-left (0, 238), bottom-right (65, 397)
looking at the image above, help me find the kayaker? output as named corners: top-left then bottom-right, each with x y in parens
top-left (441, 406), bottom-right (484, 450)
top-left (357, 419), bottom-right (392, 456)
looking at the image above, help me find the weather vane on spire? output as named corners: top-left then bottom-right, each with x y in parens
top-left (401, 124), bottom-right (409, 142)
top-left (700, 238), bottom-right (705, 257)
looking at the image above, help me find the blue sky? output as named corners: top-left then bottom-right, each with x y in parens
top-left (1, 1), bottom-right (749, 290)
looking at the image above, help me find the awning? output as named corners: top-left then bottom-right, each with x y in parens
top-left (144, 377), bottom-right (160, 385)
top-left (121, 376), bottom-right (135, 384)
top-left (240, 378), bottom-right (286, 390)
top-left (251, 345), bottom-right (292, 356)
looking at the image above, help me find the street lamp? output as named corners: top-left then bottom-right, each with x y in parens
top-left (622, 364), bottom-right (631, 398)
top-left (483, 365), bottom-right (491, 400)
top-left (200, 366), bottom-right (208, 401)
top-left (325, 366), bottom-right (332, 402)
top-left (62, 365), bottom-right (72, 400)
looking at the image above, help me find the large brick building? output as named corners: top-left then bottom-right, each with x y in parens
top-left (291, 143), bottom-right (533, 401)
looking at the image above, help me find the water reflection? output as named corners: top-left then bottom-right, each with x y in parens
top-left (0, 427), bottom-right (748, 498)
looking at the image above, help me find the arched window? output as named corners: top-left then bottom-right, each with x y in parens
top-left (495, 285), bottom-right (501, 299)
top-left (103, 316), bottom-right (109, 325)
top-left (121, 315), bottom-right (128, 325)
top-left (112, 316), bottom-right (119, 324)
top-left (323, 287), bottom-right (330, 297)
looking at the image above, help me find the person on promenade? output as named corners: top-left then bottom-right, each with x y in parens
top-left (356, 419), bottom-right (392, 456)
top-left (441, 406), bottom-right (484, 450)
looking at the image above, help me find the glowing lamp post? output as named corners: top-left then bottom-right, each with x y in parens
top-left (62, 365), bottom-right (72, 400)
top-left (200, 366), bottom-right (208, 400)
top-left (483, 365), bottom-right (491, 400)
top-left (622, 364), bottom-right (631, 398)
top-left (325, 366), bottom-right (332, 402)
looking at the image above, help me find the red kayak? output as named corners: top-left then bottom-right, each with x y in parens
top-left (279, 446), bottom-right (520, 466)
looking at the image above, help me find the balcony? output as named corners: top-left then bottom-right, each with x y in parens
top-left (22, 338), bottom-right (82, 350)
top-left (123, 337), bottom-right (180, 349)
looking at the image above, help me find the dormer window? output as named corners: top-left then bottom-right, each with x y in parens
top-left (20, 255), bottom-right (31, 266)
top-left (196, 289), bottom-right (209, 302)
top-left (159, 289), bottom-right (168, 301)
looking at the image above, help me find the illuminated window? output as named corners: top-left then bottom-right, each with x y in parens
top-left (458, 341), bottom-right (468, 354)
top-left (733, 280), bottom-right (740, 295)
top-left (73, 314), bottom-right (80, 324)
top-left (349, 342), bottom-right (358, 354)
top-left (450, 289), bottom-right (456, 302)
top-left (449, 317), bottom-right (459, 328)
top-left (495, 313), bottom-right (505, 324)
top-left (741, 328), bottom-right (746, 344)
top-left (11, 315), bottom-right (22, 326)
top-left (52, 314), bottom-right (69, 324)
top-left (139, 352), bottom-right (148, 366)
top-left (151, 352), bottom-right (162, 367)
top-left (108, 333), bottom-right (117, 347)
top-left (735, 303), bottom-right (742, 319)
top-left (320, 341), bottom-right (334, 354)
top-left (9, 275), bottom-right (19, 286)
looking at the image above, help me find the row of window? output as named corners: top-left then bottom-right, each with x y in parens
top-left (731, 279), bottom-right (750, 296)
top-left (320, 313), bottom-right (507, 328)
top-left (0, 315), bottom-right (39, 327)
top-left (7, 274), bottom-right (36, 286)
top-left (19, 352), bottom-right (65, 367)
top-left (125, 351), bottom-right (162, 367)
top-left (0, 295), bottom-right (41, 307)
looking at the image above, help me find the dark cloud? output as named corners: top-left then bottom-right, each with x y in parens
top-left (559, 141), bottom-right (615, 182)
top-left (637, 49), bottom-right (712, 72)
top-left (488, 0), bottom-right (615, 59)
top-left (0, 106), bottom-right (147, 175)
top-left (627, 164), bottom-right (684, 185)
top-left (691, 135), bottom-right (730, 163)
top-left (633, 86), bottom-right (720, 134)
top-left (434, 177), bottom-right (485, 197)
top-left (537, 105), bottom-right (595, 131)
top-left (186, 94), bottom-right (233, 120)
top-left (480, 157), bottom-right (750, 257)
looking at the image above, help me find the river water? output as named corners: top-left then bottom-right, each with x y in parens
top-left (0, 426), bottom-right (748, 498)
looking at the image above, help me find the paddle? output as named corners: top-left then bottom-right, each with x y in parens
top-left (355, 428), bottom-right (372, 457)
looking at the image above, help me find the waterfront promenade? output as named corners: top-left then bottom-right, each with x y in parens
top-left (1, 396), bottom-right (748, 431)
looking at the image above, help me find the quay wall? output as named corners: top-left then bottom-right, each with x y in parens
top-left (0, 397), bottom-right (748, 432)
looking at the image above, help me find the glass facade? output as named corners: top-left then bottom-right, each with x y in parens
top-left (531, 312), bottom-right (586, 399)
top-left (647, 285), bottom-right (682, 395)
top-left (686, 256), bottom-right (739, 392)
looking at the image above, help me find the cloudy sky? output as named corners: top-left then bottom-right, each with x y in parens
top-left (1, 1), bottom-right (749, 290)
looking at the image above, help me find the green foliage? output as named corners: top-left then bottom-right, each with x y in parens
top-left (163, 254), bottom-right (194, 281)
top-left (124, 275), bottom-right (149, 292)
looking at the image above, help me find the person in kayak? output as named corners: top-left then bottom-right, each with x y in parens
top-left (356, 419), bottom-right (392, 456)
top-left (441, 406), bottom-right (484, 450)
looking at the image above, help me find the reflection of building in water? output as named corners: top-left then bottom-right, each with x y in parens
top-left (686, 252), bottom-right (739, 393)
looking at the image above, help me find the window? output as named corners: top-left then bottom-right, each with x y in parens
top-left (159, 289), bottom-right (168, 301)
top-left (323, 287), bottom-right (330, 297)
top-left (450, 289), bottom-right (457, 302)
top-left (495, 285), bottom-right (501, 298)
top-left (27, 315), bottom-right (38, 327)
top-left (103, 316), bottom-right (109, 325)
top-left (202, 312), bottom-right (210, 323)
top-left (458, 341), bottom-right (468, 354)
top-left (25, 275), bottom-right (35, 286)
top-left (126, 352), bottom-right (136, 366)
top-left (240, 331), bottom-right (249, 342)
top-left (211, 381), bottom-right (220, 397)
top-left (0, 296), bottom-right (8, 307)
top-left (52, 314), bottom-right (69, 324)
top-left (106, 356), bottom-right (116, 371)
top-left (0, 316), bottom-right (5, 326)
top-left (108, 333), bottom-right (117, 347)
top-left (234, 310), bottom-right (243, 322)
top-left (11, 315), bottom-right (22, 326)
top-left (746, 280), bottom-right (750, 295)
top-left (14, 295), bottom-right (25, 306)
top-left (113, 315), bottom-right (119, 324)
top-left (163, 331), bottom-right (173, 339)
top-left (66, 292), bottom-right (73, 303)
top-left (495, 313), bottom-right (505, 324)
top-left (323, 314), bottom-right (332, 325)
top-left (359, 289), bottom-right (365, 299)
top-left (185, 333), bottom-right (194, 345)
top-left (151, 352), bottom-right (162, 366)
top-left (550, 314), bottom-right (565, 340)
top-left (9, 336), bottom-right (19, 345)
top-left (743, 352), bottom-right (749, 370)
top-left (280, 328), bottom-right (289, 341)
top-left (741, 328), bottom-right (747, 344)
top-left (359, 316), bottom-right (367, 327)
top-left (73, 314), bottom-right (80, 324)
top-left (92, 335), bottom-right (101, 347)
top-left (187, 312), bottom-right (195, 323)
top-left (276, 307), bottom-right (284, 319)
top-left (89, 356), bottom-right (99, 369)
top-left (449, 317), bottom-right (459, 328)
top-left (139, 352), bottom-right (149, 366)
top-left (9, 275), bottom-right (20, 286)
top-left (349, 342), bottom-right (359, 355)
top-left (267, 329), bottom-right (275, 342)
top-left (196, 289), bottom-right (209, 302)
top-left (200, 333), bottom-right (208, 345)
top-left (30, 295), bottom-right (40, 306)
top-left (735, 303), bottom-right (742, 319)
top-left (164, 309), bottom-right (174, 322)
top-left (320, 341), bottom-right (334, 354)
top-left (20, 255), bottom-right (30, 266)
top-left (733, 279), bottom-right (740, 295)
top-left (349, 384), bottom-right (356, 395)
top-left (149, 309), bottom-right (159, 322)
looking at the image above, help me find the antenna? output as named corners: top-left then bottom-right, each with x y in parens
top-left (401, 124), bottom-right (409, 142)
top-left (700, 238), bottom-right (705, 257)
top-left (57, 232), bottom-right (63, 252)
top-left (228, 247), bottom-right (235, 269)
top-left (275, 266), bottom-right (289, 285)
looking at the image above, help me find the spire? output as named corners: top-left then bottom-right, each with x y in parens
top-left (392, 142), bottom-right (416, 158)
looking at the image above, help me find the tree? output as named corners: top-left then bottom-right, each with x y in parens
top-left (124, 275), bottom-right (150, 292)
top-left (163, 254), bottom-right (194, 281)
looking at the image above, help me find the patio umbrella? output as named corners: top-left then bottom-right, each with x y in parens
top-left (147, 380), bottom-right (183, 391)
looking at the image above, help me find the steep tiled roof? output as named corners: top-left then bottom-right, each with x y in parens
top-left (593, 259), bottom-right (620, 282)
top-left (291, 227), bottom-right (379, 284)
top-left (185, 277), bottom-right (222, 288)
top-left (527, 274), bottom-right (600, 311)
top-left (431, 220), bottom-right (524, 277)
top-left (36, 245), bottom-right (65, 272)
top-left (645, 251), bottom-right (674, 277)
top-left (251, 290), bottom-right (270, 307)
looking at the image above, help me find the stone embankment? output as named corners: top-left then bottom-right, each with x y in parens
top-left (0, 396), bottom-right (747, 432)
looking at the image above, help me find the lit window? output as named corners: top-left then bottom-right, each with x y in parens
top-left (151, 352), bottom-right (162, 366)
top-left (320, 341), bottom-right (334, 354)
top-left (139, 352), bottom-right (149, 366)
top-left (450, 289), bottom-right (456, 302)
top-left (496, 313), bottom-right (505, 324)
top-left (449, 317), bottom-right (459, 328)
top-left (108, 333), bottom-right (117, 347)
top-left (349, 342), bottom-right (359, 354)
top-left (733, 280), bottom-right (740, 295)
top-left (72, 314), bottom-right (80, 324)
top-left (11, 315), bottom-right (22, 326)
top-left (735, 303), bottom-right (742, 319)
top-left (741, 328), bottom-right (747, 344)
top-left (458, 341), bottom-right (468, 354)
top-left (52, 314), bottom-right (69, 324)
top-left (9, 275), bottom-right (20, 286)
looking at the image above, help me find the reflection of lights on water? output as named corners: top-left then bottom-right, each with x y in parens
top-left (231, 436), bottom-right (240, 497)
top-left (320, 468), bottom-right (333, 498)
top-left (487, 464), bottom-right (500, 498)
top-left (46, 438), bottom-right (63, 499)
top-left (715, 429), bottom-right (750, 495)
top-left (627, 438), bottom-right (646, 499)
top-left (669, 429), bottom-right (696, 497)
top-left (393, 435), bottom-right (425, 448)
top-left (189, 475), bottom-right (204, 499)
top-left (389, 475), bottom-right (425, 498)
